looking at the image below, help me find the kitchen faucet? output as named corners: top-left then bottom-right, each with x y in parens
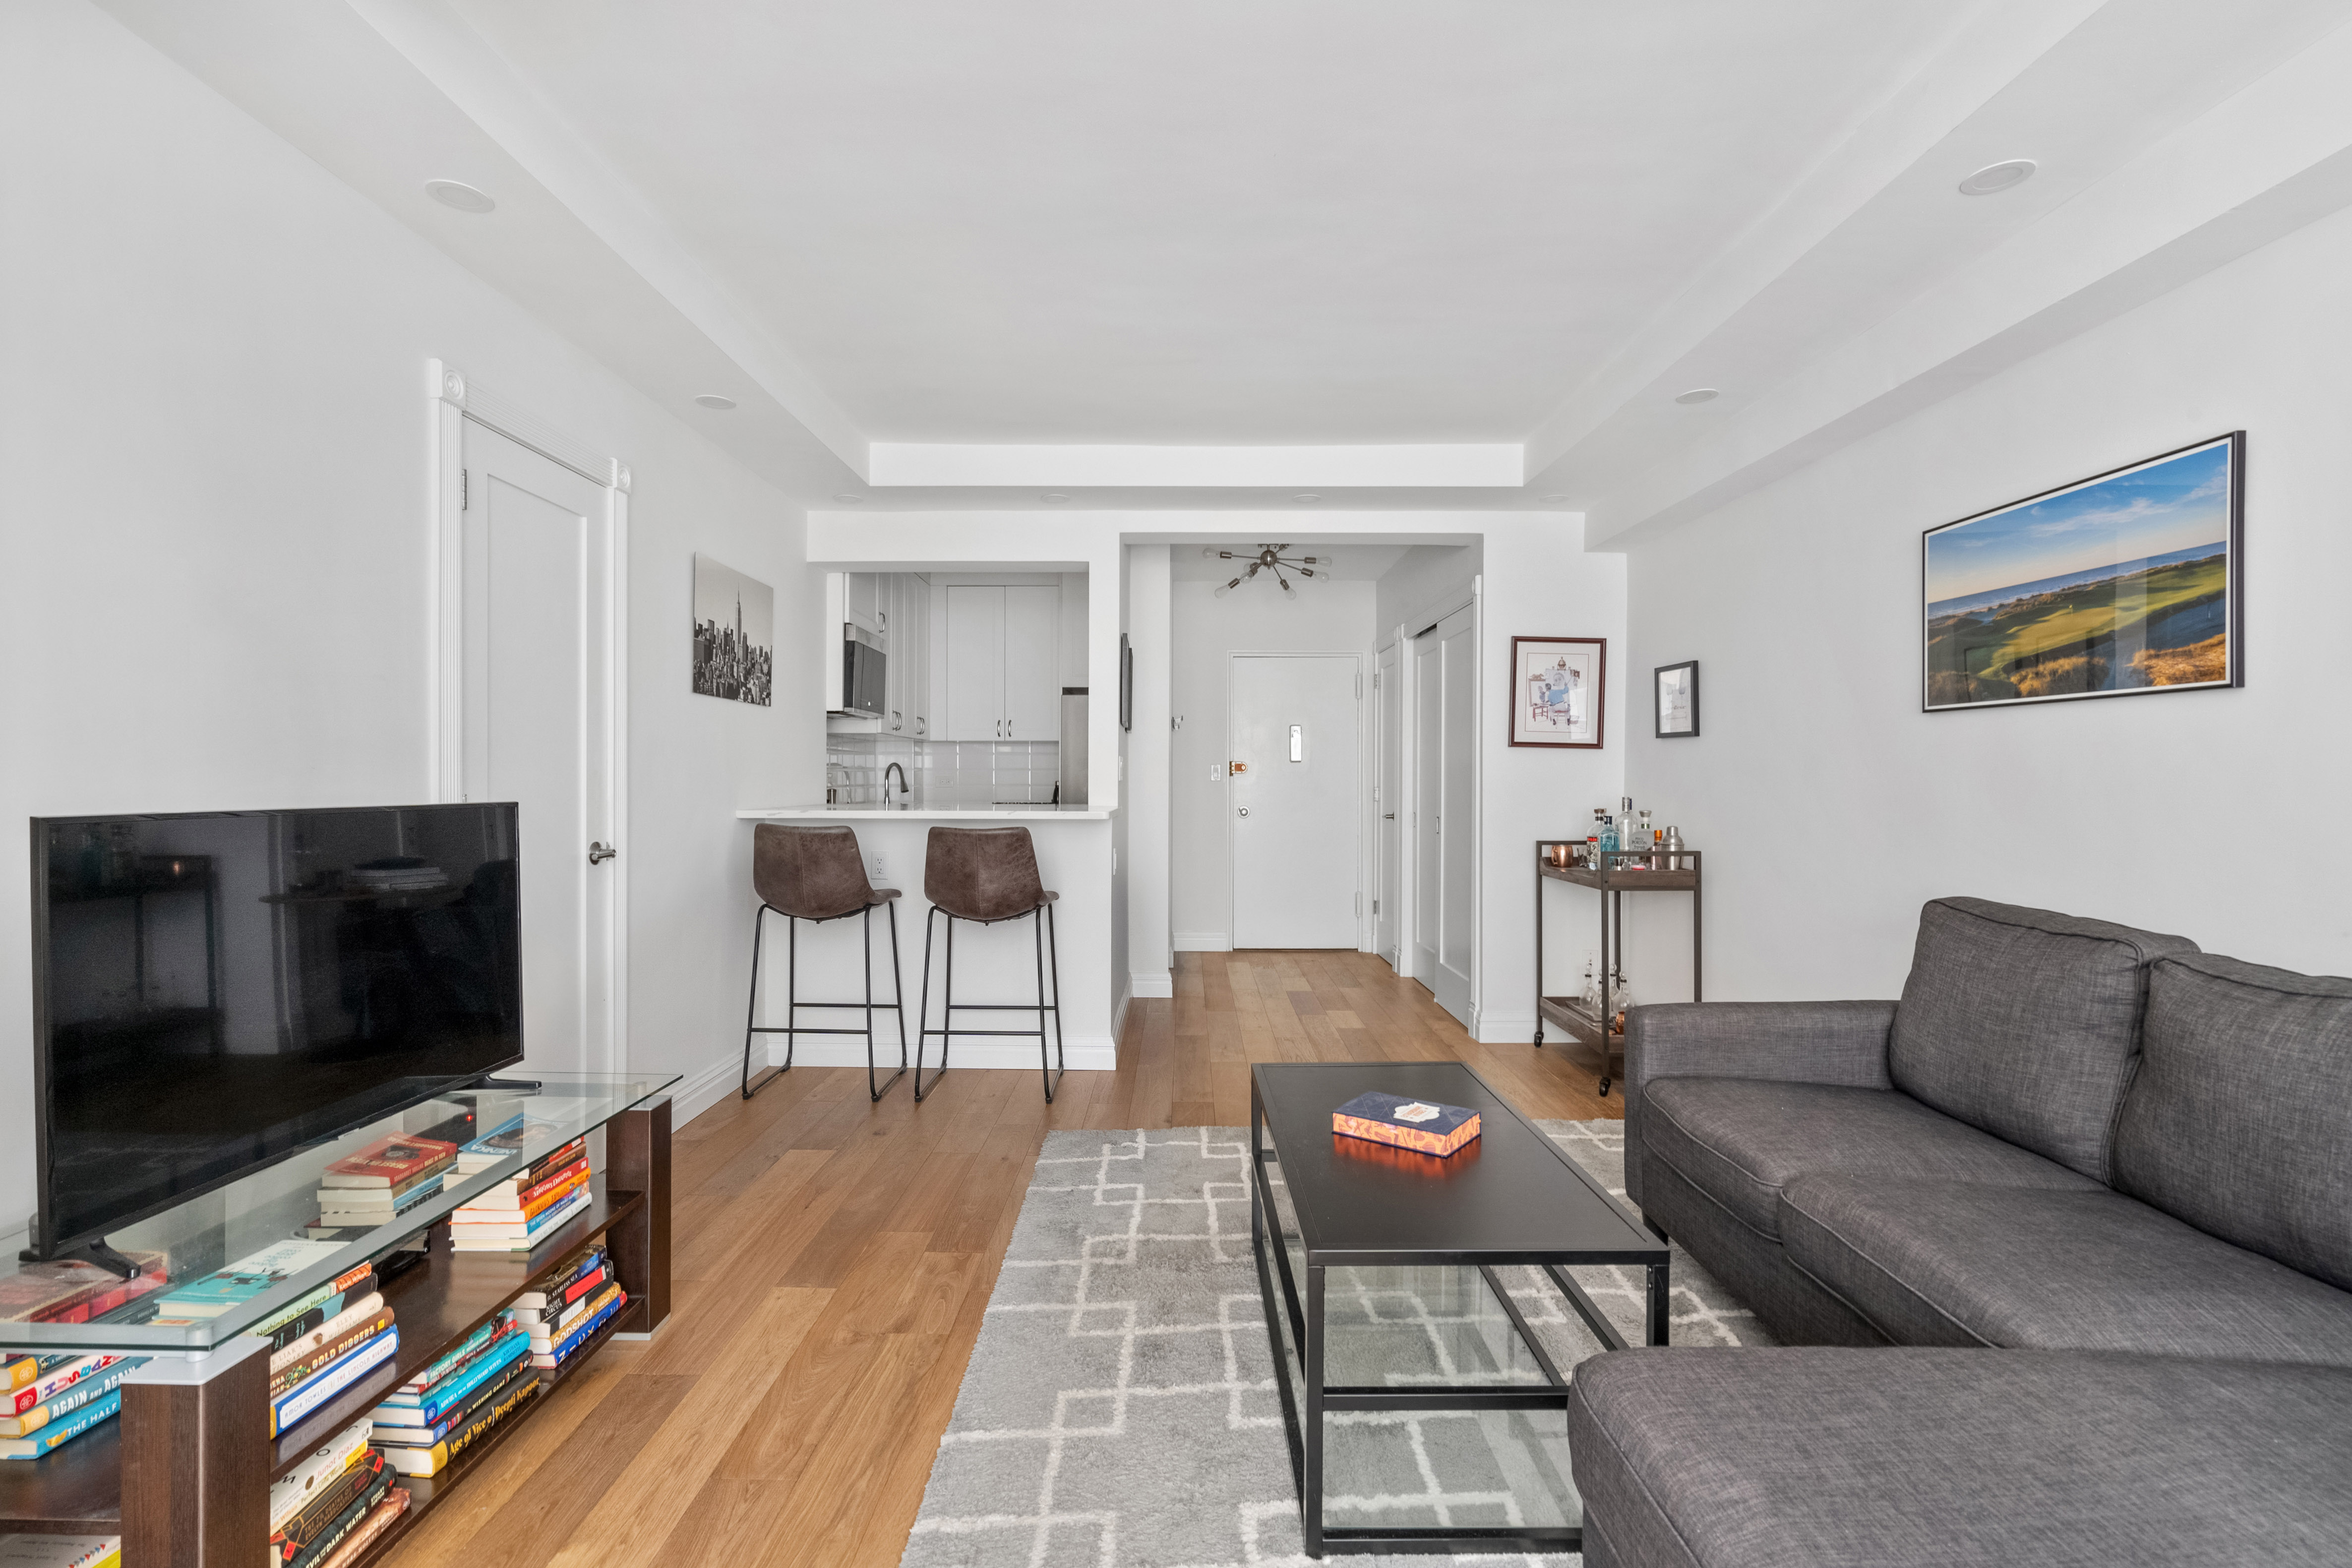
top-left (884, 762), bottom-right (909, 804)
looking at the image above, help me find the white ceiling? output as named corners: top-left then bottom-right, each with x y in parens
top-left (453, 0), bottom-right (1963, 445)
top-left (96, 0), bottom-right (2352, 527)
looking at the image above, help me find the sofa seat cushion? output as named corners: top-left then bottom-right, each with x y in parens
top-left (1642, 1078), bottom-right (2097, 1241)
top-left (1780, 1174), bottom-right (2352, 1364)
top-left (1566, 1347), bottom-right (2352, 1568)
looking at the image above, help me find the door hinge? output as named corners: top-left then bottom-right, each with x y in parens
top-left (1372, 671), bottom-right (1381, 689)
top-left (460, 469), bottom-right (468, 510)
top-left (1372, 898), bottom-right (1380, 914)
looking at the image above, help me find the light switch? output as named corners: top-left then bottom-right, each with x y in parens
top-left (1210, 763), bottom-right (1226, 783)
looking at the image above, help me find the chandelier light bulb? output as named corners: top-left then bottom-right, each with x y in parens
top-left (1214, 578), bottom-right (1239, 598)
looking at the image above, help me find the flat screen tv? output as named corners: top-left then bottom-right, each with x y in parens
top-left (28, 802), bottom-right (523, 1261)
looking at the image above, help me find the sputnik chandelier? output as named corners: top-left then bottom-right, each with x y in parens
top-left (1204, 543), bottom-right (1337, 599)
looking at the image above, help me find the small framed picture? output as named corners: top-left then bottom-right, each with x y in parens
top-left (1509, 637), bottom-right (1605, 748)
top-left (1655, 661), bottom-right (1699, 738)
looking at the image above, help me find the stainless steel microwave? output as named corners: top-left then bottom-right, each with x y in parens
top-left (838, 624), bottom-right (886, 717)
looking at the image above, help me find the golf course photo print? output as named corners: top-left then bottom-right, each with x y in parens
top-left (1923, 432), bottom-right (2242, 711)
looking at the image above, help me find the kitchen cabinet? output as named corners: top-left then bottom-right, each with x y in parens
top-left (944, 584), bottom-right (1059, 741)
top-left (879, 573), bottom-right (931, 736)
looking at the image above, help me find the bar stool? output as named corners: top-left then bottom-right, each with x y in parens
top-left (914, 825), bottom-right (1064, 1103)
top-left (741, 824), bottom-right (907, 1102)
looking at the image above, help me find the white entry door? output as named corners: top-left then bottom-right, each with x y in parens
top-left (461, 422), bottom-right (616, 1078)
top-left (1376, 640), bottom-right (1402, 968)
top-left (1231, 655), bottom-right (1360, 949)
top-left (1413, 605), bottom-right (1476, 1024)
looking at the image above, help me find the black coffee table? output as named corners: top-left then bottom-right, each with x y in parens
top-left (1250, 1060), bottom-right (1669, 1557)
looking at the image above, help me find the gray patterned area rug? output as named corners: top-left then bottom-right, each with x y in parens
top-left (902, 1122), bottom-right (1772, 1568)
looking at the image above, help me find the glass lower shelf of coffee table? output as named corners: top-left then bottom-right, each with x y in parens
top-left (0, 1070), bottom-right (678, 1353)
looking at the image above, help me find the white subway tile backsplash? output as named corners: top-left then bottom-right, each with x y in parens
top-left (823, 735), bottom-right (1060, 807)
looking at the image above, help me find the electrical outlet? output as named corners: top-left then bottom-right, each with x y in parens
top-left (871, 851), bottom-right (887, 880)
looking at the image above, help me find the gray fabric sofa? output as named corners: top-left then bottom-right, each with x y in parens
top-left (1571, 896), bottom-right (2352, 1566)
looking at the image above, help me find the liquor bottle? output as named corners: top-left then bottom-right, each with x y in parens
top-left (1579, 959), bottom-right (1598, 1016)
top-left (1612, 967), bottom-right (1635, 1034)
top-left (1599, 815), bottom-right (1618, 856)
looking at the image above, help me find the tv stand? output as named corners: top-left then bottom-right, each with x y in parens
top-left (16, 1235), bottom-right (142, 1279)
top-left (469, 1075), bottom-right (543, 1091)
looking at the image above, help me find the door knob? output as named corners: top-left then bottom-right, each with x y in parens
top-left (1237, 807), bottom-right (1250, 817)
top-left (1384, 812), bottom-right (1395, 819)
top-left (588, 842), bottom-right (617, 864)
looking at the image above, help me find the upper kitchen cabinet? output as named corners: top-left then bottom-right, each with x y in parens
top-left (881, 573), bottom-right (931, 736)
top-left (944, 584), bottom-right (1059, 741)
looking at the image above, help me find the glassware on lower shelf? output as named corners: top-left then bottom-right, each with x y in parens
top-left (1611, 968), bottom-right (1634, 1034)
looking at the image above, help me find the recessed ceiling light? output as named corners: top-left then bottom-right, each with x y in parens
top-left (1293, 493), bottom-right (1322, 504)
top-left (424, 179), bottom-right (496, 213)
top-left (1674, 388), bottom-right (1719, 405)
top-left (1958, 159), bottom-right (2036, 196)
top-left (1040, 492), bottom-right (1070, 503)
top-left (832, 493), bottom-right (865, 504)
top-left (693, 394), bottom-right (737, 410)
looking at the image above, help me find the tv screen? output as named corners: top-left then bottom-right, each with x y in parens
top-left (30, 802), bottom-right (523, 1255)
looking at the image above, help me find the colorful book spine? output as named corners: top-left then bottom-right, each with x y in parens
top-left (312, 1488), bottom-right (409, 1568)
top-left (371, 1360), bottom-right (534, 1448)
top-left (381, 1375), bottom-right (540, 1477)
top-left (286, 1474), bottom-right (389, 1568)
top-left (6, 1354), bottom-right (121, 1417)
top-left (0, 1534), bottom-right (121, 1568)
top-left (454, 1154), bottom-right (588, 1217)
top-left (0, 1388), bottom-right (121, 1459)
top-left (0, 1358), bottom-right (145, 1438)
top-left (153, 1239), bottom-right (347, 1320)
top-left (253, 1265), bottom-right (376, 1350)
top-left (514, 1247), bottom-right (606, 1311)
top-left (382, 1320), bottom-right (500, 1401)
top-left (269, 1328), bottom-right (399, 1439)
top-left (531, 1284), bottom-right (626, 1369)
top-left (449, 1188), bottom-right (590, 1250)
top-left (268, 1417), bottom-right (374, 1534)
top-left (270, 1294), bottom-right (388, 1378)
top-left (271, 1450), bottom-right (385, 1567)
top-left (383, 1330), bottom-right (528, 1427)
top-left (270, 1308), bottom-right (396, 1399)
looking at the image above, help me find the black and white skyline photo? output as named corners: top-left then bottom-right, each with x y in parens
top-left (692, 553), bottom-right (773, 706)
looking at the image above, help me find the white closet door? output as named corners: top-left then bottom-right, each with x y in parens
top-left (461, 422), bottom-right (613, 1076)
top-left (1434, 605), bottom-right (1477, 1022)
top-left (1411, 632), bottom-right (1443, 987)
top-left (1377, 641), bottom-right (1402, 967)
top-left (944, 586), bottom-right (1004, 740)
top-left (1001, 585), bottom-right (1060, 741)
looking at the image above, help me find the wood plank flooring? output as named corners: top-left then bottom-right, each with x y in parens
top-left (384, 951), bottom-right (1621, 1568)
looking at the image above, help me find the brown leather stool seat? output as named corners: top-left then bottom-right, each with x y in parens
top-left (741, 824), bottom-right (906, 1102)
top-left (915, 826), bottom-right (1064, 1102)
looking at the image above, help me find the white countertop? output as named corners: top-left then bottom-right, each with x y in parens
top-left (738, 804), bottom-right (1112, 821)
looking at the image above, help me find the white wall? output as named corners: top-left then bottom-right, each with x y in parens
top-left (1124, 548), bottom-right (1173, 998)
top-left (1169, 581), bottom-right (1378, 949)
top-left (1376, 544), bottom-right (1482, 640)
top-left (0, 0), bottom-right (817, 1233)
top-left (1623, 200), bottom-right (2352, 1001)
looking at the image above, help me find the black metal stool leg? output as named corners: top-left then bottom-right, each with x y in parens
top-left (914, 905), bottom-right (947, 1100)
top-left (887, 900), bottom-right (909, 1073)
top-left (741, 903), bottom-right (770, 1099)
top-left (1043, 901), bottom-right (1065, 1100)
top-left (862, 904), bottom-right (906, 1102)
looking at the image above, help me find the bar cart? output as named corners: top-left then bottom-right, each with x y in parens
top-left (1533, 841), bottom-right (1702, 1096)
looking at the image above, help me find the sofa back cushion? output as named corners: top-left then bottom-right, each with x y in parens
top-left (1889, 898), bottom-right (2197, 1182)
top-left (2113, 953), bottom-right (2352, 1291)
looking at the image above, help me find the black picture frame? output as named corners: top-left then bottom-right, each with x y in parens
top-left (1119, 633), bottom-right (1134, 731)
top-left (1922, 431), bottom-right (2244, 712)
top-left (1655, 660), bottom-right (1699, 738)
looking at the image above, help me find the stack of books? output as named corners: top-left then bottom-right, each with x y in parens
top-left (270, 1416), bottom-right (409, 1567)
top-left (0, 1536), bottom-right (120, 1568)
top-left (0, 1255), bottom-right (167, 1327)
top-left (148, 1237), bottom-right (349, 1327)
top-left (515, 1242), bottom-right (627, 1371)
top-left (369, 1312), bottom-right (539, 1478)
top-left (0, 1351), bottom-right (147, 1460)
top-left (313, 1135), bottom-right (459, 1235)
top-left (449, 1136), bottom-right (592, 1254)
top-left (452, 1113), bottom-right (560, 1177)
top-left (258, 1263), bottom-right (399, 1440)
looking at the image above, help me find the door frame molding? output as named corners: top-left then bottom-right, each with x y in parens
top-left (427, 359), bottom-right (632, 1073)
top-left (1224, 649), bottom-right (1368, 952)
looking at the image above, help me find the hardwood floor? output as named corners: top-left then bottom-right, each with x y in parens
top-left (384, 951), bottom-right (1621, 1568)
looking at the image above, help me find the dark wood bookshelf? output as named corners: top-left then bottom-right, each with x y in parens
top-left (0, 1097), bottom-right (669, 1568)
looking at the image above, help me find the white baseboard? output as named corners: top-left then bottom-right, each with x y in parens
top-left (1173, 931), bottom-right (1230, 952)
top-left (771, 1037), bottom-right (1118, 1071)
top-left (669, 1050), bottom-right (743, 1129)
top-left (1129, 970), bottom-right (1173, 998)
top-left (1476, 1015), bottom-right (1540, 1045)
top-left (1112, 983), bottom-right (1131, 1044)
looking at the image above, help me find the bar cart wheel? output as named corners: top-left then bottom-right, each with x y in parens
top-left (1598, 1077), bottom-right (1611, 1097)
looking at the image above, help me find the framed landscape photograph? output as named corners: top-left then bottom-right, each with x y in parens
top-left (1655, 660), bottom-right (1699, 737)
top-left (1923, 432), bottom-right (2243, 712)
top-left (1510, 636), bottom-right (1604, 748)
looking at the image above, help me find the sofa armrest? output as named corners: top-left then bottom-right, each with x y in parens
top-left (1623, 1001), bottom-right (1897, 1212)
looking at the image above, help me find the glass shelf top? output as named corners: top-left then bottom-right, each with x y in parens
top-left (0, 1072), bottom-right (676, 1354)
